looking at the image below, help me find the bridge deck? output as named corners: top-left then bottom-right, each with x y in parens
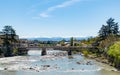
top-left (27, 46), bottom-right (94, 51)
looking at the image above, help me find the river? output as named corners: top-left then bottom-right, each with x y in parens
top-left (0, 50), bottom-right (119, 75)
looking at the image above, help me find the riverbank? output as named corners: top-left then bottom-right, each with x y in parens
top-left (72, 49), bottom-right (120, 71)
top-left (86, 54), bottom-right (119, 72)
top-left (73, 51), bottom-right (119, 71)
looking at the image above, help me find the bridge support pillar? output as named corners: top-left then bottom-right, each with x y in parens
top-left (68, 50), bottom-right (72, 55)
top-left (41, 48), bottom-right (47, 56)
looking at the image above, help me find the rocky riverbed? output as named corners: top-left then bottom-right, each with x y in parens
top-left (0, 50), bottom-right (119, 75)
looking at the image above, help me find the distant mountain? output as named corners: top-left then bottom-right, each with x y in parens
top-left (21, 37), bottom-right (93, 41)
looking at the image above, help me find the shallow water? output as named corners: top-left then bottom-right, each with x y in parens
top-left (0, 50), bottom-right (119, 75)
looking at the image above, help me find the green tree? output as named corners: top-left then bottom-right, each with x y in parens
top-left (70, 37), bottom-right (73, 46)
top-left (99, 18), bottom-right (119, 39)
top-left (1, 26), bottom-right (17, 56)
top-left (99, 25), bottom-right (108, 39)
top-left (92, 18), bottom-right (119, 55)
top-left (97, 18), bottom-right (119, 49)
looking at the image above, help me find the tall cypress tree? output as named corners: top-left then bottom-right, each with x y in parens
top-left (70, 37), bottom-right (73, 46)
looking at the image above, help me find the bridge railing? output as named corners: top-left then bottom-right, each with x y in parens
top-left (27, 46), bottom-right (93, 51)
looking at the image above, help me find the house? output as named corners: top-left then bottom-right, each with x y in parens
top-left (73, 41), bottom-right (81, 46)
top-left (19, 39), bottom-right (29, 47)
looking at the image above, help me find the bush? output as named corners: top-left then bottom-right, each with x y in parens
top-left (13, 48), bottom-right (18, 55)
top-left (82, 50), bottom-right (88, 57)
top-left (107, 42), bottom-right (120, 68)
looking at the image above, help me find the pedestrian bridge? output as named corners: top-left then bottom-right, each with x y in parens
top-left (27, 46), bottom-right (91, 56)
top-left (20, 46), bottom-right (96, 56)
top-left (27, 46), bottom-right (93, 51)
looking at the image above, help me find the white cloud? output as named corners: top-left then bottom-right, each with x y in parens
top-left (39, 13), bottom-right (49, 18)
top-left (56, 0), bottom-right (80, 8)
top-left (39, 0), bottom-right (81, 18)
top-left (47, 0), bottom-right (80, 11)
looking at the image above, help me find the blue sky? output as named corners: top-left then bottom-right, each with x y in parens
top-left (0, 0), bottom-right (120, 38)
